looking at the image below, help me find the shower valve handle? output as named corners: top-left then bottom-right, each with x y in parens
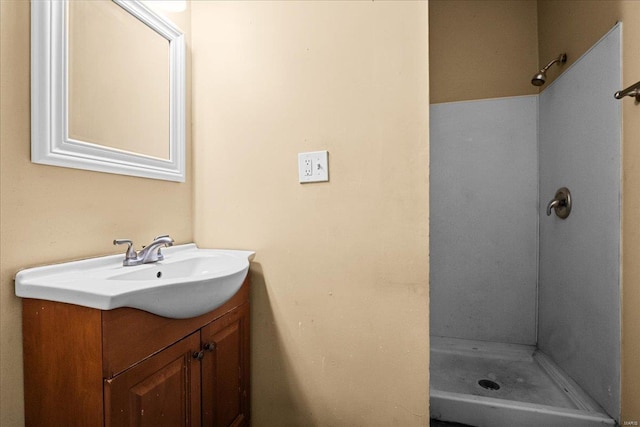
top-left (546, 199), bottom-right (561, 216)
top-left (546, 187), bottom-right (572, 219)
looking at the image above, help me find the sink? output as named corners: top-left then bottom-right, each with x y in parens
top-left (15, 244), bottom-right (255, 319)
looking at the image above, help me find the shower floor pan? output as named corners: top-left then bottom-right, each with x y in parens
top-left (430, 336), bottom-right (615, 427)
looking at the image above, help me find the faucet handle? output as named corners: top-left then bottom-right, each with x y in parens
top-left (152, 235), bottom-right (173, 261)
top-left (113, 239), bottom-right (137, 260)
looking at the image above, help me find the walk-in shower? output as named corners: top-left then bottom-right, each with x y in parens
top-left (430, 25), bottom-right (621, 427)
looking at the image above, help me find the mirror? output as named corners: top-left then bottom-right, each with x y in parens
top-left (31, 0), bottom-right (185, 182)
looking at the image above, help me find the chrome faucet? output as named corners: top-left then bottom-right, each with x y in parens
top-left (113, 235), bottom-right (174, 266)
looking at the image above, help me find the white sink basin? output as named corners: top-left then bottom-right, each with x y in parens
top-left (15, 244), bottom-right (254, 319)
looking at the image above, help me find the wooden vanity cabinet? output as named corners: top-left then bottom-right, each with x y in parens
top-left (201, 304), bottom-right (250, 427)
top-left (104, 331), bottom-right (202, 426)
top-left (22, 277), bottom-right (250, 427)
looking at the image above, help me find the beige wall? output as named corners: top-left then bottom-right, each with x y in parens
top-left (0, 1), bottom-right (193, 425)
top-left (538, 1), bottom-right (640, 422)
top-left (191, 1), bottom-right (429, 425)
top-left (429, 0), bottom-right (538, 104)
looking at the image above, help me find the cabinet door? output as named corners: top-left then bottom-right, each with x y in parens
top-left (105, 332), bottom-right (202, 427)
top-left (201, 304), bottom-right (250, 427)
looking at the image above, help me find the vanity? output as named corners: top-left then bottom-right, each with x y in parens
top-left (16, 244), bottom-right (253, 427)
top-left (23, 0), bottom-right (251, 423)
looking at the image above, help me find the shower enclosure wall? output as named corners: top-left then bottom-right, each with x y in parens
top-left (430, 25), bottom-right (621, 426)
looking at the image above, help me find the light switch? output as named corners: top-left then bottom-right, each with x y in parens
top-left (298, 151), bottom-right (329, 183)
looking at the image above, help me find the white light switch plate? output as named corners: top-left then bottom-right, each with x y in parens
top-left (298, 151), bottom-right (329, 183)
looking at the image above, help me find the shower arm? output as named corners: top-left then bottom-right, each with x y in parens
top-left (540, 54), bottom-right (567, 73)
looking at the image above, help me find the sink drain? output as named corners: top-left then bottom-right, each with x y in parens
top-left (478, 379), bottom-right (500, 390)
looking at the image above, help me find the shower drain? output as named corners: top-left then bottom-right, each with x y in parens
top-left (478, 379), bottom-right (501, 391)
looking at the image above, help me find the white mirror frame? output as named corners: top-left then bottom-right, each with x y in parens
top-left (31, 0), bottom-right (186, 182)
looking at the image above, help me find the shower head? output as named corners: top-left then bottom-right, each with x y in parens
top-left (531, 71), bottom-right (547, 87)
top-left (531, 53), bottom-right (567, 87)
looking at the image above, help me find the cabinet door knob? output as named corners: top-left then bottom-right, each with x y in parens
top-left (192, 350), bottom-right (204, 361)
top-left (203, 342), bottom-right (216, 352)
